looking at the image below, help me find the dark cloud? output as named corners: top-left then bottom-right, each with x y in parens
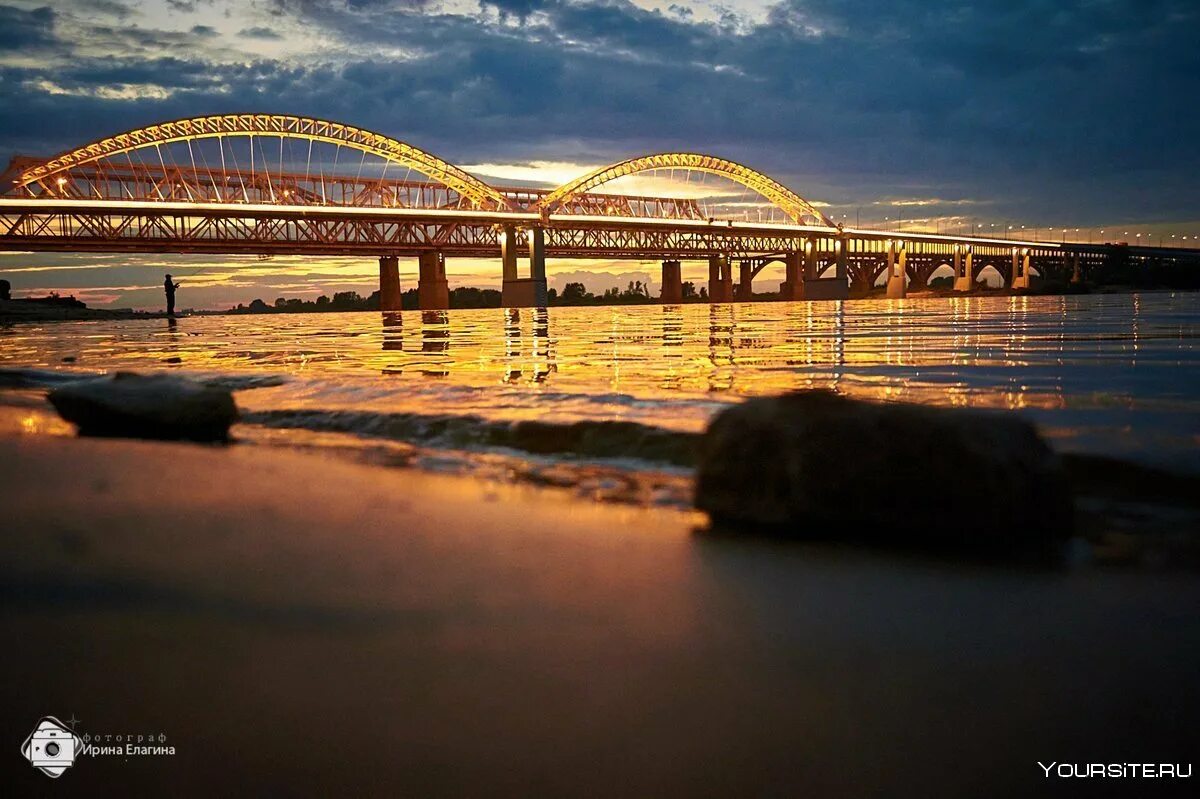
top-left (0, 4), bottom-right (56, 51)
top-left (76, 0), bottom-right (134, 18)
top-left (0, 0), bottom-right (1197, 226)
top-left (166, 0), bottom-right (214, 11)
top-left (238, 26), bottom-right (283, 40)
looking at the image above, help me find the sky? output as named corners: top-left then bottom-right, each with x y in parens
top-left (0, 0), bottom-right (1197, 308)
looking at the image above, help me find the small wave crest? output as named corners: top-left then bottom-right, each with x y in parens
top-left (0, 367), bottom-right (101, 389)
top-left (0, 367), bottom-right (288, 392)
top-left (240, 408), bottom-right (700, 468)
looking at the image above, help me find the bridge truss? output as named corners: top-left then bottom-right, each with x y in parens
top-left (2, 112), bottom-right (1198, 287)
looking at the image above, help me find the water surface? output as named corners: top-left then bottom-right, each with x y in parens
top-left (2, 292), bottom-right (1197, 478)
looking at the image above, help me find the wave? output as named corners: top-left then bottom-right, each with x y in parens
top-left (240, 408), bottom-right (700, 468)
top-left (0, 367), bottom-right (100, 389)
top-left (0, 367), bottom-right (288, 392)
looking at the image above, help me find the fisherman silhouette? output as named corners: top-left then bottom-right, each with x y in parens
top-left (164, 274), bottom-right (180, 317)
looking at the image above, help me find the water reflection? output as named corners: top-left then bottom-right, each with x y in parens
top-left (381, 313), bottom-right (405, 377)
top-left (662, 306), bottom-right (683, 348)
top-left (500, 308), bottom-right (555, 384)
top-left (504, 308), bottom-right (522, 383)
top-left (2, 294), bottom-right (1198, 467)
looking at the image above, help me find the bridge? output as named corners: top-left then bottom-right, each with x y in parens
top-left (2, 113), bottom-right (1196, 310)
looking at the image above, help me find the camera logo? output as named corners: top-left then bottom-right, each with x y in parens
top-left (21, 716), bottom-right (82, 778)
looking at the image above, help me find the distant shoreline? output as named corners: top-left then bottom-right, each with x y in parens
top-left (2, 284), bottom-right (1192, 324)
top-left (0, 299), bottom-right (176, 323)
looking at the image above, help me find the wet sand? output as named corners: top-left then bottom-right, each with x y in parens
top-left (3, 434), bottom-right (1198, 796)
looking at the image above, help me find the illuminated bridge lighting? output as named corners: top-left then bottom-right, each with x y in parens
top-left (1, 112), bottom-right (1196, 310)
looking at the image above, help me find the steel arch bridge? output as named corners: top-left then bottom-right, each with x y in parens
top-left (3, 113), bottom-right (836, 225)
top-left (2, 112), bottom-right (1197, 309)
top-left (535, 152), bottom-right (832, 226)
top-left (13, 114), bottom-right (511, 211)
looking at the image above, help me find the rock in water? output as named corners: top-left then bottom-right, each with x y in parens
top-left (695, 391), bottom-right (1072, 546)
top-left (48, 372), bottom-right (238, 442)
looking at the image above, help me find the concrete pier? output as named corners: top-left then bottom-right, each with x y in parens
top-left (886, 240), bottom-right (907, 299)
top-left (834, 237), bottom-right (848, 284)
top-left (780, 250), bottom-right (804, 300)
top-left (1070, 252), bottom-right (1082, 284)
top-left (660, 260), bottom-right (682, 304)
top-left (418, 251), bottom-right (449, 310)
top-left (501, 226), bottom-right (548, 308)
top-left (1012, 248), bottom-right (1032, 290)
top-left (781, 240), bottom-right (848, 302)
top-left (379, 255), bottom-right (402, 311)
top-left (500, 225), bottom-right (518, 281)
top-left (953, 245), bottom-right (975, 292)
top-left (738, 261), bottom-right (754, 300)
top-left (809, 237), bottom-right (850, 301)
top-left (805, 239), bottom-right (819, 282)
top-left (708, 255), bottom-right (733, 303)
top-left (804, 277), bottom-right (851, 301)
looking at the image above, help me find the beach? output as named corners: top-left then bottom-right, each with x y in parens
top-left (4, 433), bottom-right (1198, 796)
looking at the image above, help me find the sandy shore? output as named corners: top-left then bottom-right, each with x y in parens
top-left (3, 434), bottom-right (1198, 796)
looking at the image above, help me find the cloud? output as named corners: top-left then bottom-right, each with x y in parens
top-left (76, 0), bottom-right (135, 19)
top-left (238, 26), bottom-right (283, 40)
top-left (0, 4), bottom-right (56, 52)
top-left (480, 0), bottom-right (546, 19)
top-left (0, 0), bottom-right (1196, 306)
top-left (166, 0), bottom-right (214, 12)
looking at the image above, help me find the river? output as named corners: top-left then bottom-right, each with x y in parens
top-left (2, 292), bottom-right (1197, 495)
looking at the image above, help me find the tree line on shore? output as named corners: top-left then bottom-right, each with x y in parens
top-left (226, 281), bottom-right (713, 314)
top-left (222, 253), bottom-right (1200, 316)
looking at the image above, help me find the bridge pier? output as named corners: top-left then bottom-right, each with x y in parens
top-left (804, 238), bottom-right (850, 300)
top-left (738, 261), bottom-right (754, 300)
top-left (953, 244), bottom-right (975, 292)
top-left (379, 255), bottom-right (402, 312)
top-left (1012, 248), bottom-right (1032, 290)
top-left (780, 250), bottom-right (804, 300)
top-left (529, 226), bottom-right (548, 304)
top-left (501, 225), bottom-right (548, 308)
top-left (660, 260), bottom-right (682, 304)
top-left (418, 251), bottom-right (449, 310)
top-left (708, 255), bottom-right (733, 303)
top-left (1070, 252), bottom-right (1082, 284)
top-left (805, 239), bottom-right (819, 281)
top-left (886, 240), bottom-right (907, 299)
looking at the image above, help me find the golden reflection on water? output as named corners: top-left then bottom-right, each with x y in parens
top-left (1, 294), bottom-right (1195, 440)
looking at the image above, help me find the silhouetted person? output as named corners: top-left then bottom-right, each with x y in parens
top-left (164, 274), bottom-right (180, 317)
top-left (0, 278), bottom-right (10, 301)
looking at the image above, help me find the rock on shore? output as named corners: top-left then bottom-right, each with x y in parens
top-left (48, 371), bottom-right (238, 441)
top-left (696, 390), bottom-right (1072, 546)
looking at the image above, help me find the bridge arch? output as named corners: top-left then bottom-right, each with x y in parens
top-left (536, 153), bottom-right (833, 225)
top-left (927, 262), bottom-right (955, 285)
top-left (14, 114), bottom-right (512, 210)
